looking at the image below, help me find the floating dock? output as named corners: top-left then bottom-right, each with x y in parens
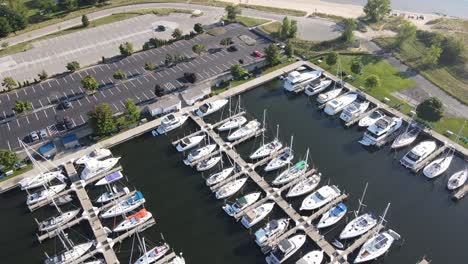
top-left (453, 184), bottom-right (468, 200)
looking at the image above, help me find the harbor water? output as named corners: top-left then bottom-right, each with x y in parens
top-left (0, 79), bottom-right (467, 263)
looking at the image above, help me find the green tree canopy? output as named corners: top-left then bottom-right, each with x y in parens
top-left (0, 149), bottom-right (18, 170)
top-left (13, 100), bottom-right (32, 113)
top-left (416, 97), bottom-right (444, 121)
top-left (396, 20), bottom-right (417, 47)
top-left (122, 98), bottom-right (140, 126)
top-left (423, 44), bottom-right (442, 66)
top-left (35, 0), bottom-right (56, 13)
top-left (220, 37), bottom-right (233, 46)
top-left (285, 42), bottom-right (294, 58)
top-left (279, 16), bottom-right (291, 40)
top-left (289, 20), bottom-right (298, 39)
top-left (264, 44), bottom-right (281, 66)
top-left (351, 59), bottom-right (363, 74)
top-left (82, 15), bottom-right (90, 27)
top-left (119, 42), bottom-right (134, 56)
top-left (88, 103), bottom-right (116, 136)
top-left (363, 0), bottom-right (391, 22)
top-left (326, 52), bottom-right (338, 65)
top-left (58, 0), bottom-right (77, 12)
top-left (113, 69), bottom-right (127, 80)
top-left (2, 77), bottom-right (17, 90)
top-left (144, 62), bottom-right (155, 71)
top-left (225, 4), bottom-right (241, 20)
top-left (66, 61), bottom-right (80, 72)
top-left (0, 5), bottom-right (28, 33)
top-left (342, 18), bottom-right (357, 43)
top-left (171, 28), bottom-right (183, 40)
top-left (231, 64), bottom-right (248, 79)
top-left (192, 44), bottom-right (206, 56)
top-left (81, 75), bottom-right (98, 92)
top-left (0, 17), bottom-right (12, 37)
top-left (154, 84), bottom-right (164, 97)
top-left (440, 36), bottom-right (465, 64)
top-left (194, 23), bottom-right (204, 34)
top-left (364, 74), bottom-right (381, 88)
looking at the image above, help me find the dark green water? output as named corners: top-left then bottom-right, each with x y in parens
top-left (1, 80), bottom-right (467, 264)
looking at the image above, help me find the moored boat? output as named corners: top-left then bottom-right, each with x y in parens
top-left (423, 152), bottom-right (453, 178)
top-left (176, 135), bottom-right (205, 152)
top-left (217, 116), bottom-right (248, 132)
top-left (240, 202), bottom-right (275, 228)
top-left (250, 139), bottom-right (283, 159)
top-left (20, 171), bottom-right (65, 190)
top-left (222, 192), bottom-right (261, 216)
top-left (133, 244), bottom-right (169, 264)
top-left (80, 157), bottom-right (120, 181)
top-left (354, 230), bottom-right (400, 263)
top-left (317, 87), bottom-right (343, 104)
top-left (265, 148), bottom-right (294, 172)
top-left (227, 120), bottom-right (261, 141)
top-left (27, 184), bottom-right (67, 205)
top-left (295, 250), bottom-right (323, 264)
top-left (358, 110), bottom-right (384, 128)
top-left (272, 160), bottom-right (308, 186)
top-left (196, 156), bottom-right (222, 171)
top-left (75, 148), bottom-right (112, 165)
top-left (283, 70), bottom-right (322, 92)
top-left (286, 174), bottom-right (320, 198)
top-left (113, 209), bottom-right (152, 232)
top-left (196, 99), bottom-right (229, 117)
top-left (447, 169), bottom-right (467, 190)
top-left (255, 218), bottom-right (290, 247)
top-left (265, 234), bottom-right (306, 264)
top-left (317, 203), bottom-right (347, 229)
top-left (339, 101), bottom-right (370, 123)
top-left (339, 212), bottom-right (378, 239)
top-left (400, 140), bottom-right (437, 169)
top-left (304, 79), bottom-right (332, 96)
top-left (153, 113), bottom-right (189, 135)
top-left (38, 209), bottom-right (81, 232)
top-left (183, 144), bottom-right (217, 165)
top-left (101, 191), bottom-right (145, 218)
top-left (215, 178), bottom-right (248, 199)
top-left (391, 124), bottom-right (420, 149)
top-left (359, 117), bottom-right (403, 146)
top-left (96, 186), bottom-right (130, 203)
top-left (300, 185), bottom-right (341, 210)
top-left (44, 241), bottom-right (94, 264)
top-left (206, 167), bottom-right (235, 186)
top-left (95, 171), bottom-right (123, 186)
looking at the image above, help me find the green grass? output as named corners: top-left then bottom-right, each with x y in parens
top-left (429, 117), bottom-right (468, 147)
top-left (239, 3), bottom-right (307, 17)
top-left (308, 12), bottom-right (345, 22)
top-left (259, 21), bottom-right (281, 36)
top-left (367, 16), bottom-right (406, 31)
top-left (234, 16), bottom-right (271, 27)
top-left (0, 164), bottom-right (33, 182)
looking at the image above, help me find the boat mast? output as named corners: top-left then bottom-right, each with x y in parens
top-left (142, 236), bottom-right (149, 264)
top-left (355, 182), bottom-right (368, 218)
top-left (275, 124), bottom-right (279, 140)
top-left (262, 109), bottom-right (266, 146)
top-left (378, 203), bottom-right (391, 230)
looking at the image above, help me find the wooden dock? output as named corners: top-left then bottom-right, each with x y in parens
top-left (334, 223), bottom-right (384, 263)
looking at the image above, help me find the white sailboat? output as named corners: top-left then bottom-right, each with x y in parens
top-left (96, 186), bottom-right (130, 203)
top-left (300, 185), bottom-right (341, 210)
top-left (206, 167), bottom-right (235, 186)
top-left (265, 148), bottom-right (294, 172)
top-left (44, 239), bottom-right (94, 264)
top-left (101, 191), bottom-right (145, 218)
top-left (447, 169), bottom-right (467, 190)
top-left (196, 99), bottom-right (229, 117)
top-left (183, 144), bottom-right (217, 165)
top-left (273, 149), bottom-right (309, 186)
top-left (255, 218), bottom-right (290, 247)
top-left (175, 135), bottom-right (205, 152)
top-left (317, 202), bottom-right (347, 229)
top-left (215, 177), bottom-right (248, 199)
top-left (265, 234), bottom-right (307, 264)
top-left (240, 202), bottom-right (275, 228)
top-left (95, 171), bottom-right (124, 186)
top-left (423, 149), bottom-right (454, 178)
top-left (317, 86), bottom-right (343, 104)
top-left (113, 209), bottom-right (152, 232)
top-left (153, 113), bottom-right (189, 135)
top-left (340, 101), bottom-right (370, 123)
top-left (75, 148), bottom-right (112, 165)
top-left (196, 155), bottom-right (222, 171)
top-left (218, 116), bottom-right (248, 132)
top-left (295, 250), bottom-right (323, 264)
top-left (359, 117), bottom-right (403, 146)
top-left (80, 157), bottom-right (120, 181)
top-left (323, 92), bottom-right (358, 116)
top-left (20, 170), bottom-right (65, 190)
top-left (286, 174), bottom-right (321, 198)
top-left (27, 183), bottom-right (67, 205)
top-left (133, 243), bottom-right (170, 264)
top-left (304, 79), bottom-right (332, 96)
top-left (227, 120), bottom-right (261, 141)
top-left (358, 110), bottom-right (384, 128)
top-left (250, 124), bottom-right (283, 160)
top-left (391, 122), bottom-right (420, 149)
top-left (400, 140), bottom-right (437, 169)
top-left (38, 209), bottom-right (81, 232)
top-left (354, 229), bottom-right (400, 263)
top-left (222, 192), bottom-right (261, 216)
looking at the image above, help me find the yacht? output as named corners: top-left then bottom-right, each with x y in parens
top-left (339, 213), bottom-right (378, 239)
top-left (255, 218), bottom-right (290, 247)
top-left (447, 169), bottom-right (467, 190)
top-left (95, 171), bottom-right (123, 186)
top-left (101, 191), bottom-right (145, 218)
top-left (400, 140), bottom-right (437, 169)
top-left (196, 156), bottom-right (222, 171)
top-left (391, 124), bottom-right (420, 149)
top-left (80, 157), bottom-right (120, 181)
top-left (354, 230), bottom-right (400, 263)
top-left (183, 144), bottom-right (217, 165)
top-left (323, 93), bottom-right (357, 116)
top-left (295, 250), bottom-right (323, 264)
top-left (300, 185), bottom-right (341, 210)
top-left (227, 120), bottom-right (261, 141)
top-left (359, 117), bottom-right (403, 146)
top-left (96, 186), bottom-right (130, 203)
top-left (113, 209), bottom-right (152, 232)
top-left (133, 244), bottom-right (169, 264)
top-left (153, 113), bottom-right (189, 135)
top-left (317, 203), bottom-right (347, 229)
top-left (340, 101), bottom-right (370, 123)
top-left (20, 171), bottom-right (65, 190)
top-left (283, 70), bottom-right (322, 92)
top-left (176, 135), bottom-right (205, 152)
top-left (222, 192), bottom-right (261, 216)
top-left (218, 116), bottom-right (248, 132)
top-left (265, 148), bottom-right (294, 172)
top-left (358, 110), bottom-right (384, 127)
top-left (206, 167), bottom-right (235, 186)
top-left (75, 148), bottom-right (112, 165)
top-left (215, 178), bottom-right (248, 199)
top-left (38, 209), bottom-right (81, 232)
top-left (304, 79), bottom-right (332, 96)
top-left (250, 139), bottom-right (283, 159)
top-left (44, 241), bottom-right (94, 264)
top-left (317, 87), bottom-right (343, 104)
top-left (272, 160), bottom-right (308, 185)
top-left (50, 195), bottom-right (73, 207)
top-left (423, 152), bottom-right (453, 178)
top-left (196, 99), bottom-right (228, 117)
top-left (27, 184), bottom-right (67, 205)
top-left (240, 202), bottom-right (275, 228)
top-left (265, 234), bottom-right (306, 264)
top-left (286, 175), bottom-right (320, 197)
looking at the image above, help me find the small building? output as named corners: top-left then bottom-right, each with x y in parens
top-left (180, 85), bottom-right (211, 106)
top-left (62, 134), bottom-right (80, 149)
top-left (145, 94), bottom-right (181, 117)
top-left (38, 142), bottom-right (56, 159)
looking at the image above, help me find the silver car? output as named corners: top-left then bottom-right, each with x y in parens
top-left (30, 131), bottom-right (39, 141)
top-left (39, 129), bottom-right (48, 139)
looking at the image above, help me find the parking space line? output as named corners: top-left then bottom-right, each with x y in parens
top-left (120, 101), bottom-right (125, 107)
top-left (53, 107), bottom-right (56, 114)
top-left (56, 79), bottom-right (60, 85)
top-left (32, 86), bottom-right (36, 93)
top-left (136, 78), bottom-right (143, 85)
top-left (212, 53), bottom-right (219, 58)
top-left (35, 112), bottom-right (39, 120)
top-left (171, 67), bottom-right (177, 73)
top-left (182, 63), bottom-right (190, 69)
top-left (7, 140), bottom-right (11, 150)
top-left (101, 91), bottom-right (106, 98)
top-left (143, 76), bottom-right (149, 82)
top-left (122, 83), bottom-right (129, 90)
top-left (77, 99), bottom-right (82, 106)
top-left (149, 73), bottom-right (157, 80)
top-left (80, 115), bottom-right (85, 123)
top-left (16, 119), bottom-right (20, 127)
top-left (216, 66), bottom-right (223, 71)
top-left (115, 86), bottom-right (121, 92)
top-left (142, 92), bottom-right (149, 100)
top-left (130, 81), bottom-right (137, 88)
top-left (43, 110), bottom-right (48, 118)
top-left (23, 89), bottom-right (27, 96)
top-left (210, 68), bottom-right (217, 74)
top-left (175, 80), bottom-right (182, 86)
top-left (86, 96), bottom-right (91, 103)
top-left (108, 89), bottom-right (114, 95)
top-left (15, 91), bottom-right (19, 98)
top-left (40, 83), bottom-right (44, 90)
top-left (157, 72), bottom-right (163, 77)
top-left (25, 116), bottom-right (30, 124)
top-left (176, 65), bottom-right (183, 71)
top-left (189, 62), bottom-right (195, 67)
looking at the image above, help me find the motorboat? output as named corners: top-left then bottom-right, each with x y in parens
top-left (27, 184), bottom-right (67, 205)
top-left (354, 230), bottom-right (400, 263)
top-left (38, 209), bottom-right (81, 232)
top-left (183, 144), bottom-right (217, 165)
top-left (222, 192), bottom-right (261, 216)
top-left (113, 209), bottom-right (152, 232)
top-left (20, 171), bottom-right (65, 190)
top-left (447, 169), bottom-right (467, 190)
top-left (133, 244), bottom-right (169, 264)
top-left (206, 167), bottom-right (235, 186)
top-left (196, 99), bottom-right (228, 117)
top-left (391, 124), bottom-right (420, 149)
top-left (317, 202), bottom-right (347, 229)
top-left (359, 117), bottom-right (403, 146)
top-left (323, 93), bottom-right (357, 116)
top-left (287, 175), bottom-right (320, 197)
top-left (44, 241), bottom-right (94, 264)
top-left (240, 202), bottom-right (275, 228)
top-left (423, 152), bottom-right (453, 178)
top-left (80, 157), bottom-right (120, 181)
top-left (227, 120), bottom-right (261, 141)
top-left (283, 70), bottom-right (322, 92)
top-left (50, 195), bottom-right (73, 206)
top-left (217, 116), bottom-right (248, 132)
top-left (400, 140), bottom-right (437, 169)
top-left (75, 148), bottom-right (112, 165)
top-left (332, 239), bottom-right (345, 249)
top-left (176, 135), bottom-right (205, 152)
top-left (295, 250), bottom-right (323, 264)
top-left (272, 161), bottom-right (308, 185)
top-left (95, 171), bottom-right (124, 186)
top-left (255, 218), bottom-right (290, 247)
top-left (196, 156), bottom-right (222, 171)
top-left (265, 148), bottom-right (294, 172)
top-left (265, 234), bottom-right (306, 264)
top-left (300, 185), bottom-right (341, 210)
top-left (304, 79), bottom-right (332, 96)
top-left (317, 87), bottom-right (343, 104)
top-left (339, 101), bottom-right (370, 123)
top-left (250, 139), bottom-right (283, 159)
top-left (215, 178), bottom-right (248, 199)
top-left (358, 110), bottom-right (384, 127)
top-left (339, 212), bottom-right (378, 239)
top-left (96, 186), bottom-right (130, 203)
top-left (153, 113), bottom-right (189, 135)
top-left (101, 191), bottom-right (145, 218)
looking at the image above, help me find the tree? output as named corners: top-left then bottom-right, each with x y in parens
top-left (81, 75), bottom-right (98, 92)
top-left (13, 100), bottom-right (32, 113)
top-left (0, 5), bottom-right (28, 33)
top-left (416, 97), bottom-right (444, 122)
top-left (0, 17), bottom-right (12, 38)
top-left (192, 44), bottom-right (206, 56)
top-left (171, 28), bottom-right (183, 40)
top-left (342, 18), bottom-right (357, 42)
top-left (144, 62), bottom-right (155, 71)
top-left (0, 149), bottom-right (18, 170)
top-left (194, 23), bottom-right (204, 34)
top-left (36, 0), bottom-right (56, 13)
top-left (154, 84), bottom-right (164, 97)
top-left (364, 74), bottom-right (381, 88)
top-left (264, 44), bottom-right (281, 66)
top-left (225, 4), bottom-right (241, 20)
top-left (38, 70), bottom-right (48, 81)
top-left (88, 103), bottom-right (116, 136)
top-left (82, 15), bottom-right (90, 27)
top-left (440, 36), bottom-right (465, 63)
top-left (423, 44), bottom-right (442, 66)
top-left (119, 42), bottom-right (133, 56)
top-left (429, 32), bottom-right (445, 47)
top-left (396, 20), bottom-right (416, 47)
top-left (122, 98), bottom-right (140, 126)
top-left (113, 69), bottom-right (127, 80)
top-left (363, 0), bottom-right (391, 22)
top-left (58, 0), bottom-right (77, 12)
top-left (285, 42), bottom-right (294, 58)
top-left (220, 37), bottom-right (233, 47)
top-left (279, 16), bottom-right (291, 40)
top-left (165, 54), bottom-right (174, 66)
top-left (184, 72), bottom-right (197, 83)
top-left (326, 52), bottom-right (338, 65)
top-left (289, 20), bottom-right (298, 39)
top-left (231, 64), bottom-right (248, 79)
top-left (351, 59), bottom-right (363, 74)
top-left (66, 61), bottom-right (80, 72)
top-left (2, 77), bottom-right (17, 90)
top-left (149, 37), bottom-right (167, 48)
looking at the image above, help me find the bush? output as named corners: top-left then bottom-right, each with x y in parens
top-left (142, 42), bottom-right (150, 50)
top-left (81, 75), bottom-right (98, 92)
top-left (119, 42), bottom-right (133, 56)
top-left (0, 149), bottom-right (18, 170)
top-left (144, 62), bottom-right (155, 71)
top-left (194, 23), bottom-right (204, 34)
top-left (326, 52), bottom-right (338, 65)
top-left (113, 69), bottom-right (127, 80)
top-left (416, 97), bottom-right (444, 121)
top-left (66, 61), bottom-right (80, 72)
top-left (231, 64), bottom-right (248, 79)
top-left (351, 59), bottom-right (363, 74)
top-left (172, 28), bottom-right (183, 40)
top-left (184, 72), bottom-right (197, 83)
top-left (2, 77), bottom-right (17, 90)
top-left (38, 70), bottom-right (48, 81)
top-left (154, 84), bottom-right (165, 97)
top-left (364, 74), bottom-right (381, 88)
top-left (220, 37), bottom-right (233, 46)
top-left (13, 100), bottom-right (32, 113)
top-left (82, 15), bottom-right (89, 27)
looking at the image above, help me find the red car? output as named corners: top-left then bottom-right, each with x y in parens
top-left (252, 50), bottom-right (263, 57)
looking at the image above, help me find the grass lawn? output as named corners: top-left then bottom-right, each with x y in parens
top-left (239, 4), bottom-right (307, 17)
top-left (308, 12), bottom-right (345, 22)
top-left (429, 117), bottom-right (468, 147)
top-left (259, 21), bottom-right (281, 36)
top-left (234, 16), bottom-right (271, 27)
top-left (0, 164), bottom-right (33, 182)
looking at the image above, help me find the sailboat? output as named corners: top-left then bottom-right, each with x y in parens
top-left (38, 209), bottom-right (81, 232)
top-left (317, 203), bottom-right (347, 229)
top-left (300, 185), bottom-right (341, 210)
top-left (133, 243), bottom-right (170, 264)
top-left (215, 177), bottom-right (248, 199)
top-left (113, 208), bottom-right (153, 232)
top-left (175, 135), bottom-right (205, 152)
top-left (227, 120), bottom-right (261, 141)
top-left (222, 192), bottom-right (261, 216)
top-left (240, 202), bottom-right (275, 228)
top-left (27, 183), bottom-right (67, 205)
top-left (265, 234), bottom-right (307, 264)
top-left (100, 191), bottom-right (145, 218)
top-left (183, 144), bottom-right (217, 165)
top-left (254, 218), bottom-right (290, 247)
top-left (96, 185), bottom-right (130, 203)
top-left (391, 121), bottom-right (420, 149)
top-left (218, 116), bottom-right (248, 132)
top-left (44, 230), bottom-right (94, 264)
top-left (20, 171), bottom-right (65, 190)
top-left (250, 124), bottom-right (283, 160)
top-left (447, 169), bottom-right (467, 190)
top-left (317, 60), bottom-right (344, 104)
top-left (273, 149), bottom-right (309, 185)
top-left (196, 155), bottom-right (222, 171)
top-left (206, 167), bottom-right (235, 186)
top-left (423, 148), bottom-right (454, 178)
top-left (354, 229), bottom-right (400, 263)
top-left (265, 136), bottom-right (294, 172)
top-left (286, 174), bottom-right (321, 197)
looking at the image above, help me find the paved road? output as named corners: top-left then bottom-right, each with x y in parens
top-left (0, 24), bottom-right (270, 151)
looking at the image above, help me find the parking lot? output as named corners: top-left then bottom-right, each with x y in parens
top-left (0, 23), bottom-right (271, 150)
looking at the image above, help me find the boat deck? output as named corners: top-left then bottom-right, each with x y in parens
top-left (410, 145), bottom-right (448, 173)
top-left (344, 106), bottom-right (378, 127)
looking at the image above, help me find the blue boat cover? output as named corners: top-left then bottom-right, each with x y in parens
top-left (330, 203), bottom-right (347, 216)
top-left (104, 171), bottom-right (122, 182)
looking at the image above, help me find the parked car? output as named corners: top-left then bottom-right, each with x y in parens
top-left (62, 100), bottom-right (72, 109)
top-left (39, 129), bottom-right (48, 139)
top-left (30, 131), bottom-right (39, 141)
top-left (64, 116), bottom-right (74, 129)
top-left (252, 50), bottom-right (263, 57)
top-left (227, 45), bottom-right (238, 52)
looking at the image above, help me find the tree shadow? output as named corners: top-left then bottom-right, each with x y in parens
top-left (396, 67), bottom-right (418, 78)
